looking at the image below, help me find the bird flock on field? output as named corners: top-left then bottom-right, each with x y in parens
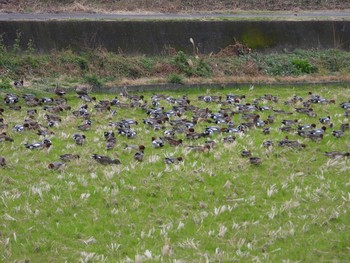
top-left (0, 82), bottom-right (349, 169)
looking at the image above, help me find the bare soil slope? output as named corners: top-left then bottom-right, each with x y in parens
top-left (1, 0), bottom-right (349, 13)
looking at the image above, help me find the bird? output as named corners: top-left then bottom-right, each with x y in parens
top-left (241, 150), bottom-right (252, 157)
top-left (249, 157), bottom-right (262, 165)
top-left (164, 156), bottom-right (183, 164)
top-left (60, 154), bottom-right (80, 162)
top-left (14, 80), bottom-right (24, 87)
top-left (24, 139), bottom-right (52, 149)
top-left (78, 120), bottom-right (92, 131)
top-left (48, 162), bottom-right (65, 170)
top-left (262, 140), bottom-right (274, 148)
top-left (134, 151), bottom-right (144, 162)
top-left (91, 154), bottom-right (121, 165)
top-left (75, 85), bottom-right (89, 96)
top-left (73, 133), bottom-right (86, 145)
top-left (151, 137), bottom-right (164, 148)
top-left (332, 130), bottom-right (344, 138)
top-left (54, 86), bottom-right (66, 96)
top-left (325, 151), bottom-right (350, 159)
top-left (0, 156), bottom-right (6, 166)
top-left (187, 144), bottom-right (211, 152)
top-left (319, 116), bottom-right (331, 125)
top-left (223, 135), bottom-right (236, 143)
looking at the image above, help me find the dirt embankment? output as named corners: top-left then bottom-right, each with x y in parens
top-left (1, 0), bottom-right (349, 13)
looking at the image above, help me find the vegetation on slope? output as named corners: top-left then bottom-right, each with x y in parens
top-left (1, 36), bottom-right (350, 89)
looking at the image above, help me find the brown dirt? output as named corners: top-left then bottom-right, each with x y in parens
top-left (1, 0), bottom-right (349, 13)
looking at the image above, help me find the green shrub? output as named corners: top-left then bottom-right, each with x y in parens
top-left (196, 58), bottom-right (211, 77)
top-left (173, 51), bottom-right (194, 76)
top-left (84, 74), bottom-right (103, 89)
top-left (76, 57), bottom-right (89, 71)
top-left (168, 73), bottom-right (183, 84)
top-left (292, 58), bottom-right (317, 74)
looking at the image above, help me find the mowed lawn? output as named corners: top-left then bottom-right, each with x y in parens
top-left (0, 85), bottom-right (349, 262)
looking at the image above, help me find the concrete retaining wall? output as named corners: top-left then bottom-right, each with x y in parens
top-left (1, 20), bottom-right (349, 54)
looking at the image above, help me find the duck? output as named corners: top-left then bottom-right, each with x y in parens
top-left (106, 137), bottom-right (116, 150)
top-left (75, 85), bottom-right (89, 96)
top-left (48, 162), bottom-right (65, 170)
top-left (319, 116), bottom-right (331, 124)
top-left (187, 144), bottom-right (211, 152)
top-left (223, 135), bottom-right (236, 143)
top-left (134, 151), bottom-right (144, 162)
top-left (60, 154), bottom-right (80, 162)
top-left (340, 123), bottom-right (349, 132)
top-left (4, 93), bottom-right (19, 104)
top-left (0, 156), bottom-right (6, 166)
top-left (186, 128), bottom-right (204, 140)
top-left (45, 114), bottom-right (62, 122)
top-left (78, 120), bottom-right (92, 131)
top-left (79, 94), bottom-right (96, 102)
top-left (332, 130), bottom-right (344, 138)
top-left (54, 86), bottom-right (66, 96)
top-left (12, 124), bottom-right (24, 132)
top-left (325, 151), bottom-right (350, 159)
top-left (164, 156), bottom-right (183, 164)
top-left (262, 127), bottom-right (270, 134)
top-left (281, 119), bottom-right (298, 126)
top-left (262, 140), bottom-right (274, 148)
top-left (14, 80), bottom-right (24, 87)
top-left (91, 154), bottom-right (121, 165)
top-left (0, 132), bottom-right (14, 142)
top-left (9, 105), bottom-right (21, 111)
top-left (37, 128), bottom-right (55, 137)
top-left (73, 133), bottom-right (86, 145)
top-left (161, 137), bottom-right (183, 147)
top-left (41, 97), bottom-right (55, 104)
top-left (340, 101), bottom-right (350, 109)
top-left (152, 137), bottom-right (164, 148)
top-left (249, 157), bottom-right (262, 165)
top-left (241, 150), bottom-right (252, 157)
top-left (278, 138), bottom-right (306, 148)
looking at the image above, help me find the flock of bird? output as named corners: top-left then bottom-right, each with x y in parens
top-left (0, 83), bottom-right (349, 170)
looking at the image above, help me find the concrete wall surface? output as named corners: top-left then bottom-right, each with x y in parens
top-left (1, 20), bottom-right (349, 54)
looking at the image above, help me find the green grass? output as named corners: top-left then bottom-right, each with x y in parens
top-left (0, 85), bottom-right (350, 262)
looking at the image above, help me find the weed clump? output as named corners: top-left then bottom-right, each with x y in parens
top-left (292, 58), bottom-right (317, 74)
top-left (84, 74), bottom-right (103, 89)
top-left (168, 73), bottom-right (183, 84)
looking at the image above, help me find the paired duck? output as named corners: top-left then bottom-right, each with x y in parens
top-left (24, 139), bottom-right (52, 149)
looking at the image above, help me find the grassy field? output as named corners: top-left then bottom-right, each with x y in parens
top-left (0, 84), bottom-right (349, 262)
